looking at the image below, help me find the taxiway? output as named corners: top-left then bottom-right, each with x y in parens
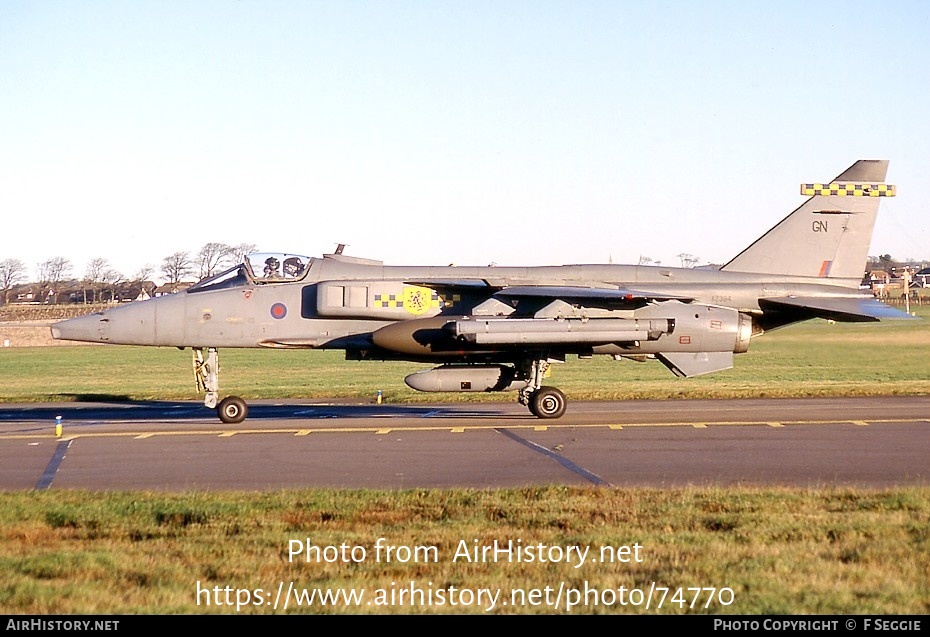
top-left (0, 396), bottom-right (927, 491)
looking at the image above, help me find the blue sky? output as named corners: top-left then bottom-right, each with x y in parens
top-left (1, 0), bottom-right (928, 281)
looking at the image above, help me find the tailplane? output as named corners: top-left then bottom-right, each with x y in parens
top-left (721, 160), bottom-right (893, 286)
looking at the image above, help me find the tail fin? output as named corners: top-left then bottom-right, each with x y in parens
top-left (721, 160), bottom-right (893, 285)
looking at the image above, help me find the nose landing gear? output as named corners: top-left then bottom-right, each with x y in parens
top-left (193, 347), bottom-right (249, 424)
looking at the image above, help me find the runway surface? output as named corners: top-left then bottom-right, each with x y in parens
top-left (0, 396), bottom-right (928, 491)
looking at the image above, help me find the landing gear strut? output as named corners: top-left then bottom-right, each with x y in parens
top-left (193, 347), bottom-right (249, 424)
top-left (518, 358), bottom-right (567, 419)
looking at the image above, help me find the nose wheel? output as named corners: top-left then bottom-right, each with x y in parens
top-left (217, 395), bottom-right (248, 424)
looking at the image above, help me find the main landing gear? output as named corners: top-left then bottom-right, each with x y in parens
top-left (190, 349), bottom-right (568, 423)
top-left (517, 359), bottom-right (567, 419)
top-left (193, 347), bottom-right (249, 424)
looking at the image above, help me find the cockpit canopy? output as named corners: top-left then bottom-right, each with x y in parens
top-left (188, 252), bottom-right (313, 293)
top-left (245, 252), bottom-right (310, 280)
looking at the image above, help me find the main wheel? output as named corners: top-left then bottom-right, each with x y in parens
top-left (217, 395), bottom-right (248, 424)
top-left (529, 386), bottom-right (566, 419)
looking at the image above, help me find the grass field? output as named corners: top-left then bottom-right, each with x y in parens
top-left (1, 309), bottom-right (928, 615)
top-left (1, 487), bottom-right (928, 615)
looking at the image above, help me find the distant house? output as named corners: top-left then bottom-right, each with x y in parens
top-left (154, 282), bottom-right (195, 296)
top-left (122, 281), bottom-right (157, 302)
top-left (865, 270), bottom-right (892, 285)
top-left (866, 270), bottom-right (899, 299)
top-left (15, 288), bottom-right (36, 303)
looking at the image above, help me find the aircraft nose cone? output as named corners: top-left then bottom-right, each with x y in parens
top-left (51, 312), bottom-right (110, 343)
top-left (52, 312), bottom-right (109, 343)
top-left (51, 300), bottom-right (161, 345)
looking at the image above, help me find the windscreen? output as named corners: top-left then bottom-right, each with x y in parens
top-left (245, 253), bottom-right (311, 281)
top-left (188, 252), bottom-right (313, 293)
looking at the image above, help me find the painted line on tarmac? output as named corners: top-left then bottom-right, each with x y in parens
top-left (35, 439), bottom-right (71, 490)
top-left (494, 427), bottom-right (611, 487)
top-left (0, 418), bottom-right (924, 442)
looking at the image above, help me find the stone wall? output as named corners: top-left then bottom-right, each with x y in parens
top-left (0, 305), bottom-right (105, 348)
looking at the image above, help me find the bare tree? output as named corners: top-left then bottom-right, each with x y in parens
top-left (37, 257), bottom-right (72, 304)
top-left (134, 264), bottom-right (154, 282)
top-left (229, 243), bottom-right (258, 264)
top-left (100, 267), bottom-right (124, 302)
top-left (677, 253), bottom-right (699, 268)
top-left (37, 257), bottom-right (71, 283)
top-left (84, 257), bottom-right (111, 303)
top-left (0, 258), bottom-right (27, 305)
top-left (129, 264), bottom-right (156, 300)
top-left (161, 251), bottom-right (194, 286)
top-left (0, 258), bottom-right (26, 289)
top-left (197, 242), bottom-right (233, 279)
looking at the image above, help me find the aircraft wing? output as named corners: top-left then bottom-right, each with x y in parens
top-left (493, 285), bottom-right (692, 303)
top-left (403, 281), bottom-right (694, 314)
top-left (405, 279), bottom-right (496, 290)
top-left (405, 280), bottom-right (693, 303)
top-left (758, 296), bottom-right (916, 322)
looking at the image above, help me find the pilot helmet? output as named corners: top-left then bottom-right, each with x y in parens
top-left (283, 257), bottom-right (302, 275)
top-left (265, 257), bottom-right (280, 268)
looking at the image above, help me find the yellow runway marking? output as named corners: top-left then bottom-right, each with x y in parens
top-left (0, 418), bottom-right (925, 441)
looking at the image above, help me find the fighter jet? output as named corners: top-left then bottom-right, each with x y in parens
top-left (52, 159), bottom-right (908, 423)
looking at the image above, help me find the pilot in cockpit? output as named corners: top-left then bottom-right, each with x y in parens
top-left (283, 257), bottom-right (305, 277)
top-left (263, 257), bottom-right (281, 278)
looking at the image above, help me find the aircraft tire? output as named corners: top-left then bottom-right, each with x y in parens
top-left (217, 396), bottom-right (248, 424)
top-left (530, 386), bottom-right (566, 419)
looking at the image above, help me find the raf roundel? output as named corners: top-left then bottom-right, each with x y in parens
top-left (270, 303), bottom-right (287, 319)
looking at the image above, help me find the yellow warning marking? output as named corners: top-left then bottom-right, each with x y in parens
top-left (218, 432), bottom-right (237, 437)
top-left (853, 421), bottom-right (870, 427)
top-left (403, 286), bottom-right (434, 315)
top-left (608, 425), bottom-right (623, 430)
top-left (691, 423), bottom-right (708, 429)
top-left (134, 433), bottom-right (157, 439)
top-left (375, 428), bottom-right (392, 435)
top-left (800, 183), bottom-right (895, 197)
top-left (451, 427), bottom-right (466, 433)
top-left (534, 426), bottom-right (548, 431)
top-left (373, 287), bottom-right (449, 314)
top-left (766, 422), bottom-right (784, 428)
top-left (295, 430), bottom-right (311, 436)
